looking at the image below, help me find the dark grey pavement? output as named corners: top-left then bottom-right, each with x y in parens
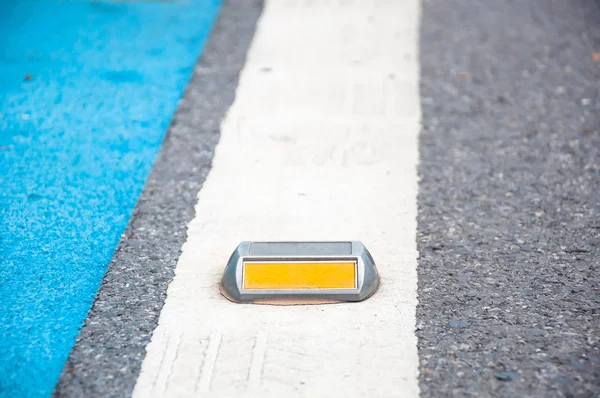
top-left (53, 1), bottom-right (262, 396)
top-left (417, 0), bottom-right (600, 396)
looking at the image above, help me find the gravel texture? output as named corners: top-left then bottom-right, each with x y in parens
top-left (53, 1), bottom-right (262, 396)
top-left (417, 0), bottom-right (600, 396)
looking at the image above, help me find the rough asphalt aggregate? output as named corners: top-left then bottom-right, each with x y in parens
top-left (417, 0), bottom-right (600, 396)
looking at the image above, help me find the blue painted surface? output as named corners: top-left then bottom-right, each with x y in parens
top-left (0, 1), bottom-right (221, 396)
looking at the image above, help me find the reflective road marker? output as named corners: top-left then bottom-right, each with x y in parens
top-left (220, 241), bottom-right (379, 303)
top-left (134, 0), bottom-right (421, 396)
top-left (243, 261), bottom-right (357, 290)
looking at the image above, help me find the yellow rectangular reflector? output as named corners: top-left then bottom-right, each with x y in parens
top-left (243, 261), bottom-right (356, 290)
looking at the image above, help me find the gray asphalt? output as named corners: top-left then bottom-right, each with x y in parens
top-left (53, 1), bottom-right (262, 396)
top-left (417, 0), bottom-right (600, 397)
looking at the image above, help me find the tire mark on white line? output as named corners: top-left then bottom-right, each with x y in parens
top-left (133, 0), bottom-right (421, 396)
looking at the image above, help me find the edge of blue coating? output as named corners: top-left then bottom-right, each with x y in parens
top-left (0, 1), bottom-right (221, 396)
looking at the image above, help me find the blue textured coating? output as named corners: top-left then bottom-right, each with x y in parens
top-left (0, 1), bottom-right (221, 396)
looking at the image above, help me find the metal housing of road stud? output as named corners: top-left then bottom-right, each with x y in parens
top-left (220, 241), bottom-right (379, 304)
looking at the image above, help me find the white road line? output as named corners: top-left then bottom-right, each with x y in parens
top-left (133, 0), bottom-right (421, 396)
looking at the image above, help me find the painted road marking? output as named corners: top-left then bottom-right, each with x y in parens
top-left (134, 0), bottom-right (421, 396)
top-left (0, 1), bottom-right (220, 396)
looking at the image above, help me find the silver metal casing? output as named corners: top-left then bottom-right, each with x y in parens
top-left (220, 241), bottom-right (379, 303)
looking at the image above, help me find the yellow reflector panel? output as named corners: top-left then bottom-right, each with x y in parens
top-left (243, 261), bottom-right (356, 290)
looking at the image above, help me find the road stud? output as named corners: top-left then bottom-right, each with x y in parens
top-left (220, 241), bottom-right (379, 304)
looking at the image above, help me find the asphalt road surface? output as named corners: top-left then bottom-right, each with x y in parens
top-left (417, 0), bottom-right (600, 396)
top-left (3, 0), bottom-right (598, 396)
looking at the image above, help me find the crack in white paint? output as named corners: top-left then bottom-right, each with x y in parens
top-left (133, 0), bottom-right (421, 396)
top-left (195, 333), bottom-right (221, 393)
top-left (247, 333), bottom-right (267, 391)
